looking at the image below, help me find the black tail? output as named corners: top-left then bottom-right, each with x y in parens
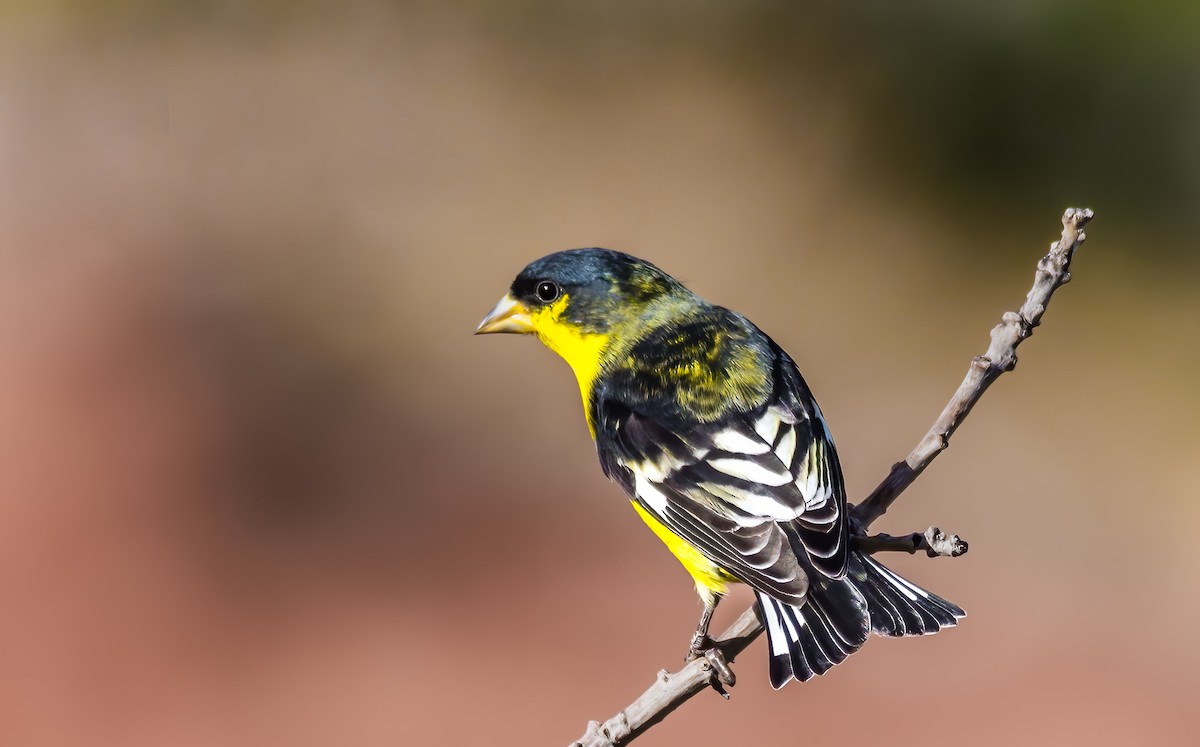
top-left (757, 553), bottom-right (964, 688)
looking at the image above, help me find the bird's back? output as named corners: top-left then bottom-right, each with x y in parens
top-left (592, 305), bottom-right (776, 431)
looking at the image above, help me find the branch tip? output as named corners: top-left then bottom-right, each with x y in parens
top-left (924, 527), bottom-right (969, 557)
top-left (854, 528), bottom-right (969, 557)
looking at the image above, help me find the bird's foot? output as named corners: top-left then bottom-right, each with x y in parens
top-left (684, 632), bottom-right (714, 663)
top-left (686, 638), bottom-right (736, 696)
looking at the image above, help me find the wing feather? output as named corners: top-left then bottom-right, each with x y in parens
top-left (598, 342), bottom-right (850, 599)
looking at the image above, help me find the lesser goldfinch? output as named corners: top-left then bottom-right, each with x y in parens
top-left (476, 249), bottom-right (962, 688)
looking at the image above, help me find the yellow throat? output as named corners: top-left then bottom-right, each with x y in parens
top-left (529, 296), bottom-right (611, 434)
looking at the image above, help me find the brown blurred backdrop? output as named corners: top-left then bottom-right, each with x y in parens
top-left (0, 2), bottom-right (1197, 745)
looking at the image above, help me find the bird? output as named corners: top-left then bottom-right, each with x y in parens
top-left (475, 248), bottom-right (963, 688)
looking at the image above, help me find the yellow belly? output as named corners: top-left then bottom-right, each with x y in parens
top-left (631, 500), bottom-right (737, 604)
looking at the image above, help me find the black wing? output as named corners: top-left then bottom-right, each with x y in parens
top-left (597, 345), bottom-right (850, 604)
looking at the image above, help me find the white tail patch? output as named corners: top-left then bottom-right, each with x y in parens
top-left (873, 560), bottom-right (929, 601)
top-left (759, 596), bottom-right (792, 657)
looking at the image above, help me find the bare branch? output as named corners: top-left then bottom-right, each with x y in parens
top-left (568, 208), bottom-right (1093, 747)
top-left (853, 207), bottom-right (1093, 526)
top-left (571, 608), bottom-right (761, 747)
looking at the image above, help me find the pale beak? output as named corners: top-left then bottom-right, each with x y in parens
top-left (475, 293), bottom-right (534, 335)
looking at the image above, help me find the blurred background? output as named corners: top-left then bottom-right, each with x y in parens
top-left (1, 1), bottom-right (1197, 745)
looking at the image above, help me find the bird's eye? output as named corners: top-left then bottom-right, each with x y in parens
top-left (535, 281), bottom-right (560, 303)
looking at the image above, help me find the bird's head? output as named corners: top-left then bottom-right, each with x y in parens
top-left (476, 248), bottom-right (690, 396)
top-left (476, 248), bottom-right (684, 337)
